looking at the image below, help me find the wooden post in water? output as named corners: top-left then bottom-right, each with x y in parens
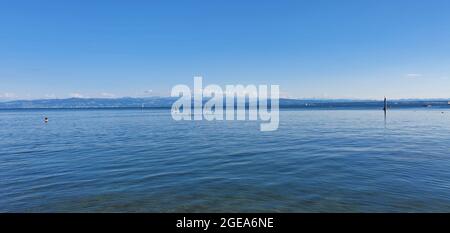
top-left (383, 97), bottom-right (387, 127)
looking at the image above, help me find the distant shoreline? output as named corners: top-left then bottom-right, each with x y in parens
top-left (1, 105), bottom-right (449, 111)
top-left (0, 97), bottom-right (449, 110)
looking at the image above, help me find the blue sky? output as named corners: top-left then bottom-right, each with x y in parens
top-left (1, 0), bottom-right (450, 100)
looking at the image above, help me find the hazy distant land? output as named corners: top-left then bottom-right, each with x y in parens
top-left (0, 97), bottom-right (449, 109)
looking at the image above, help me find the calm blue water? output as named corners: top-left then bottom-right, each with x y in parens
top-left (1, 109), bottom-right (450, 212)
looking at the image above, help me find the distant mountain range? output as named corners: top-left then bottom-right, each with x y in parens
top-left (0, 97), bottom-right (449, 109)
top-left (0, 97), bottom-right (177, 109)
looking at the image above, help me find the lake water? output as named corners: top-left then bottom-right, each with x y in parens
top-left (1, 109), bottom-right (450, 212)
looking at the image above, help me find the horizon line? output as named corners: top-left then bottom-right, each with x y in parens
top-left (2, 96), bottom-right (450, 103)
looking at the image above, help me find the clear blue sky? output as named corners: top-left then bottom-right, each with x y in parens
top-left (1, 0), bottom-right (450, 100)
